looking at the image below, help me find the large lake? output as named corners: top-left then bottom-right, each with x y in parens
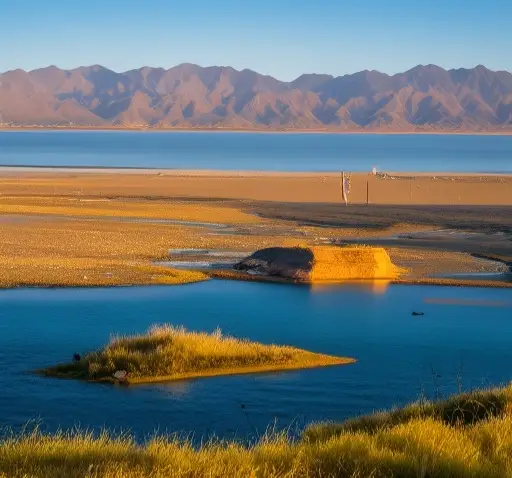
top-left (1, 281), bottom-right (511, 441)
top-left (0, 131), bottom-right (511, 172)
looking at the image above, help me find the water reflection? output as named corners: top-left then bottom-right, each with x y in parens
top-left (308, 280), bottom-right (390, 294)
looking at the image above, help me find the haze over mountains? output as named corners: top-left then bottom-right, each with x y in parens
top-left (1, 64), bottom-right (512, 130)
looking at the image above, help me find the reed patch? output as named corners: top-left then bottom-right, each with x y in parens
top-left (2, 385), bottom-right (512, 477)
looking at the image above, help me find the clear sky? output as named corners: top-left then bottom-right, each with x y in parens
top-left (2, 0), bottom-right (511, 80)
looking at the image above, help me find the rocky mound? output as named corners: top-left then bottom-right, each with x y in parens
top-left (235, 246), bottom-right (402, 282)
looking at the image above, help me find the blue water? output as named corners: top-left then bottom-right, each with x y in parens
top-left (0, 131), bottom-right (511, 172)
top-left (1, 281), bottom-right (511, 441)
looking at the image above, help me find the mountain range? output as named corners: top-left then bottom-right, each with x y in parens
top-left (1, 63), bottom-right (512, 130)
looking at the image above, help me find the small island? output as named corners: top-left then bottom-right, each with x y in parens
top-left (41, 325), bottom-right (354, 384)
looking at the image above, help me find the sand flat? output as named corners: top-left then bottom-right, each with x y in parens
top-left (0, 169), bottom-right (511, 205)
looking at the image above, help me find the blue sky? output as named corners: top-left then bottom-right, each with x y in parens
top-left (2, 0), bottom-right (511, 80)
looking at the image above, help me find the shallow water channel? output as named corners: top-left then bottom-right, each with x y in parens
top-left (0, 281), bottom-right (511, 441)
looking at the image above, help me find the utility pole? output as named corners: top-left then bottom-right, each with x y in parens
top-left (341, 171), bottom-right (348, 206)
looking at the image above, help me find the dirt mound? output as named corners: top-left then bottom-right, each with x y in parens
top-left (235, 246), bottom-right (402, 282)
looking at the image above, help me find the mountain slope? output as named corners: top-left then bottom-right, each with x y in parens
top-left (0, 64), bottom-right (511, 130)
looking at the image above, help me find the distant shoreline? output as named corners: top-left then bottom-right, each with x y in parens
top-left (1, 166), bottom-right (511, 177)
top-left (1, 126), bottom-right (512, 136)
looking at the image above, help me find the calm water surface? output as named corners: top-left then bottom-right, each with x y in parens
top-left (1, 131), bottom-right (511, 172)
top-left (1, 281), bottom-right (511, 441)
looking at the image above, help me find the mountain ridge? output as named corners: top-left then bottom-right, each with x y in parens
top-left (1, 64), bottom-right (512, 130)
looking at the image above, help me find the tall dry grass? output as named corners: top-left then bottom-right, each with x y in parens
top-left (305, 385), bottom-right (512, 440)
top-left (2, 386), bottom-right (512, 477)
top-left (43, 325), bottom-right (351, 383)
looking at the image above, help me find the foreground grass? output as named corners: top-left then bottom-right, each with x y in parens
top-left (2, 386), bottom-right (512, 477)
top-left (42, 325), bottom-right (352, 384)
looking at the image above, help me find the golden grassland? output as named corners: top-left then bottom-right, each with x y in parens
top-left (0, 215), bottom-right (275, 261)
top-left (0, 219), bottom-right (285, 288)
top-left (0, 191), bottom-right (508, 288)
top-left (2, 385), bottom-right (512, 477)
top-left (0, 198), bottom-right (275, 288)
top-left (41, 325), bottom-right (353, 384)
top-left (0, 212), bottom-right (506, 288)
top-left (0, 195), bottom-right (420, 289)
top-left (0, 196), bottom-right (258, 223)
top-left (0, 219), bottom-right (209, 287)
top-left (0, 257), bottom-right (207, 288)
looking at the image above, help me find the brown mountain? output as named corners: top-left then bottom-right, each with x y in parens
top-left (1, 64), bottom-right (512, 130)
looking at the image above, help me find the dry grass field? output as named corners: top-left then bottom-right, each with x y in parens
top-left (0, 197), bottom-right (270, 287)
top-left (0, 200), bottom-right (508, 288)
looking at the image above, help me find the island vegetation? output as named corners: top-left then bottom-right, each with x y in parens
top-left (2, 384), bottom-right (511, 477)
top-left (41, 325), bottom-right (353, 384)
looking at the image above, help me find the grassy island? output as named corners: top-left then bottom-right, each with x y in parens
top-left (2, 385), bottom-right (512, 477)
top-left (41, 325), bottom-right (353, 384)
